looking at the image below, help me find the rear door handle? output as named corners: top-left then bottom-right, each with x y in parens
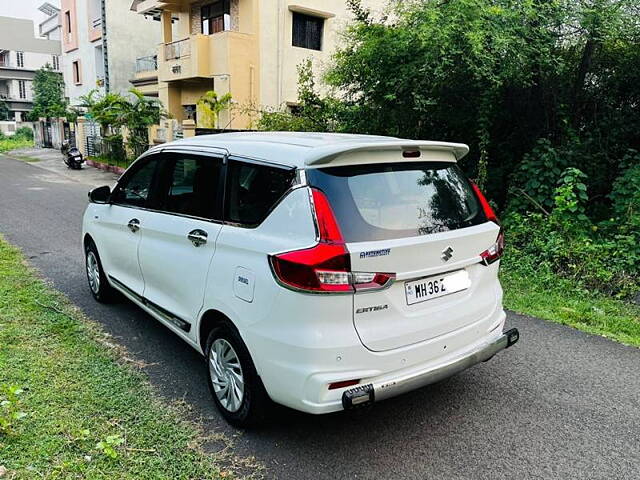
top-left (187, 229), bottom-right (208, 247)
top-left (128, 218), bottom-right (140, 233)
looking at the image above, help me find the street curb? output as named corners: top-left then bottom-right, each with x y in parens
top-left (86, 158), bottom-right (127, 175)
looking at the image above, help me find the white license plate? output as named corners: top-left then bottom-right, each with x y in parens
top-left (404, 270), bottom-right (470, 305)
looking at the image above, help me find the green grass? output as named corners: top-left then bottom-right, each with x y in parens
top-left (0, 137), bottom-right (33, 153)
top-left (0, 237), bottom-right (259, 479)
top-left (501, 266), bottom-right (640, 347)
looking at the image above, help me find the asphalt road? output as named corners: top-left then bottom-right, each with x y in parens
top-left (1, 154), bottom-right (639, 479)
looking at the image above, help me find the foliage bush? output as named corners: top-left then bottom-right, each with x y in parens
top-left (80, 88), bottom-right (166, 146)
top-left (14, 127), bottom-right (33, 140)
top-left (503, 166), bottom-right (639, 298)
top-left (256, 0), bottom-right (640, 301)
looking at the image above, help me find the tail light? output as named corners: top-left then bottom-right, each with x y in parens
top-left (470, 181), bottom-right (499, 225)
top-left (480, 230), bottom-right (504, 265)
top-left (269, 189), bottom-right (395, 293)
top-left (471, 182), bottom-right (504, 265)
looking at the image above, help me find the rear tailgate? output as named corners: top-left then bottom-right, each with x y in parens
top-left (307, 155), bottom-right (502, 352)
top-left (349, 222), bottom-right (500, 351)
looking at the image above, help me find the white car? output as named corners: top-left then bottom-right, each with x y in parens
top-left (83, 132), bottom-right (519, 426)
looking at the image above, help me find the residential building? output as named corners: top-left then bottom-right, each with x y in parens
top-left (0, 16), bottom-right (62, 122)
top-left (60, 0), bottom-right (159, 106)
top-left (130, 0), bottom-right (385, 132)
top-left (38, 2), bottom-right (62, 41)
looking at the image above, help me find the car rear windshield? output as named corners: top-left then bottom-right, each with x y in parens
top-left (307, 162), bottom-right (486, 242)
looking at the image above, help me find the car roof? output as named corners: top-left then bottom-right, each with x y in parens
top-left (151, 132), bottom-right (469, 168)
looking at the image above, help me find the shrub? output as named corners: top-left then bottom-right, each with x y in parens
top-left (14, 126), bottom-right (33, 140)
top-left (503, 167), bottom-right (639, 298)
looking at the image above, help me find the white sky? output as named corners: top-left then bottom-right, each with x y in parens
top-left (0, 0), bottom-right (61, 36)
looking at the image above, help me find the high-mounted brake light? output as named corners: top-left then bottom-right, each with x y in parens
top-left (269, 188), bottom-right (395, 293)
top-left (402, 150), bottom-right (421, 158)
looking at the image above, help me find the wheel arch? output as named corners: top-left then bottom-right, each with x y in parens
top-left (198, 309), bottom-right (241, 354)
top-left (83, 233), bottom-right (95, 251)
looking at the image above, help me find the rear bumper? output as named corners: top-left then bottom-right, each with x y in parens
top-left (342, 328), bottom-right (520, 409)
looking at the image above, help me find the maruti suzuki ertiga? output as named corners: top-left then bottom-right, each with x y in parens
top-left (83, 132), bottom-right (519, 426)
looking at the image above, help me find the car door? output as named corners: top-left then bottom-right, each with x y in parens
top-left (95, 155), bottom-right (163, 297)
top-left (137, 151), bottom-right (224, 338)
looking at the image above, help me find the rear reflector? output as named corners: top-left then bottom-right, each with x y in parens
top-left (329, 379), bottom-right (360, 390)
top-left (269, 188), bottom-right (395, 293)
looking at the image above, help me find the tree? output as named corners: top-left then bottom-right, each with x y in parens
top-left (79, 88), bottom-right (166, 152)
top-left (120, 89), bottom-right (167, 147)
top-left (257, 0), bottom-right (640, 298)
top-left (257, 59), bottom-right (340, 132)
top-left (79, 89), bottom-right (129, 134)
top-left (28, 65), bottom-right (66, 121)
top-left (261, 0), bottom-right (640, 212)
top-left (197, 90), bottom-right (232, 128)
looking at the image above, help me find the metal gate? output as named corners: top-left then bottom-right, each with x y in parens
top-left (42, 120), bottom-right (53, 148)
top-left (63, 122), bottom-right (76, 148)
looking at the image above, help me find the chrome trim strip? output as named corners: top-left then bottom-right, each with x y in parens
top-left (108, 202), bottom-right (225, 226)
top-left (108, 275), bottom-right (191, 332)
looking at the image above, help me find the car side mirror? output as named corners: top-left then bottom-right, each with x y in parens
top-left (88, 185), bottom-right (111, 204)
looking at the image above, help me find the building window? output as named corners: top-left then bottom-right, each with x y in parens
top-left (64, 10), bottom-right (73, 43)
top-left (52, 55), bottom-right (60, 70)
top-left (201, 1), bottom-right (230, 35)
top-left (292, 13), bottom-right (324, 51)
top-left (18, 80), bottom-right (26, 99)
top-left (72, 60), bottom-right (82, 84)
top-left (16, 51), bottom-right (24, 68)
top-left (183, 105), bottom-right (197, 124)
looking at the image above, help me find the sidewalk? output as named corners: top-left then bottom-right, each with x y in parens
top-left (5, 147), bottom-right (120, 188)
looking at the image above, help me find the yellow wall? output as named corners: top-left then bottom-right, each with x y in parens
top-left (145, 0), bottom-right (386, 131)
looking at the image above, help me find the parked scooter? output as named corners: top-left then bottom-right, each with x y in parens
top-left (61, 140), bottom-right (84, 170)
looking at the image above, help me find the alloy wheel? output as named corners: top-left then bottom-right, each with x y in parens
top-left (86, 251), bottom-right (100, 294)
top-left (209, 338), bottom-right (245, 412)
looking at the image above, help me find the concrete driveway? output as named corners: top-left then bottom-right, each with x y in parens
top-left (0, 153), bottom-right (638, 479)
top-left (6, 147), bottom-right (120, 187)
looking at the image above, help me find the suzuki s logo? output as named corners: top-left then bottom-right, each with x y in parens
top-left (441, 246), bottom-right (454, 262)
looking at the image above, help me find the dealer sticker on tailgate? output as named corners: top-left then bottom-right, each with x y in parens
top-left (405, 270), bottom-right (471, 305)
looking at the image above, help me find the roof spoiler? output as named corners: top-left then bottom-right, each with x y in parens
top-left (304, 141), bottom-right (470, 167)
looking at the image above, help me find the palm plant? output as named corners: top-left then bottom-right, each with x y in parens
top-left (79, 89), bottom-right (129, 135)
top-left (197, 91), bottom-right (232, 128)
top-left (121, 89), bottom-right (167, 147)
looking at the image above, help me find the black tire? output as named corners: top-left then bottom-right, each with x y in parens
top-left (85, 240), bottom-right (115, 303)
top-left (205, 324), bottom-right (270, 427)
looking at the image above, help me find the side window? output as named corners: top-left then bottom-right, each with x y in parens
top-left (225, 160), bottom-right (296, 226)
top-left (112, 158), bottom-right (159, 208)
top-left (162, 155), bottom-right (222, 219)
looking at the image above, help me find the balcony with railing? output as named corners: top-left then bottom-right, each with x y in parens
top-left (158, 31), bottom-right (257, 82)
top-left (131, 55), bottom-right (159, 96)
top-left (136, 55), bottom-right (158, 73)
